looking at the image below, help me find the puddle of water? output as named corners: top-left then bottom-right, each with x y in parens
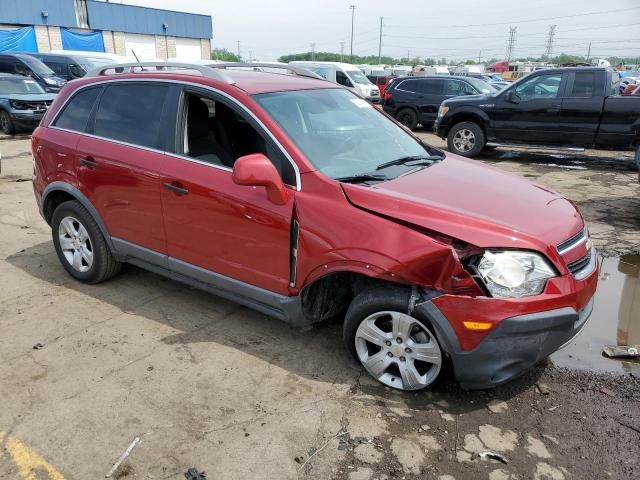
top-left (551, 255), bottom-right (640, 375)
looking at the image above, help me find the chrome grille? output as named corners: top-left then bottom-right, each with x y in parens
top-left (567, 251), bottom-right (591, 276)
top-left (557, 227), bottom-right (587, 255)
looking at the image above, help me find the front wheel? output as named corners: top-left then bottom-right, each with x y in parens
top-left (447, 121), bottom-right (485, 158)
top-left (344, 287), bottom-right (444, 391)
top-left (0, 110), bottom-right (15, 135)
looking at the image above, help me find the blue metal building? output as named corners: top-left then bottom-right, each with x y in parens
top-left (0, 0), bottom-right (213, 60)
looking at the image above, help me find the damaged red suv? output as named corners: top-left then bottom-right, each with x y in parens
top-left (32, 63), bottom-right (598, 390)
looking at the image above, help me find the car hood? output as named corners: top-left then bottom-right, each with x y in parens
top-left (443, 93), bottom-right (496, 106)
top-left (341, 154), bottom-right (583, 251)
top-left (1, 93), bottom-right (57, 101)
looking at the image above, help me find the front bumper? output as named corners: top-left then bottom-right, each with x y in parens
top-left (11, 111), bottom-right (44, 131)
top-left (415, 265), bottom-right (598, 389)
top-left (449, 298), bottom-right (593, 389)
top-left (433, 118), bottom-right (447, 138)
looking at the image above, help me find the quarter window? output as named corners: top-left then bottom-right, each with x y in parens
top-left (93, 84), bottom-right (168, 149)
top-left (54, 87), bottom-right (101, 132)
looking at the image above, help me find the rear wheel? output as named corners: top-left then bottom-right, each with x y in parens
top-left (51, 200), bottom-right (121, 284)
top-left (344, 287), bottom-right (443, 391)
top-left (0, 110), bottom-right (15, 135)
top-left (396, 108), bottom-right (418, 130)
top-left (447, 121), bottom-right (485, 158)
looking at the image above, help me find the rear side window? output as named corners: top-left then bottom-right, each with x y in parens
top-left (54, 87), bottom-right (101, 132)
top-left (93, 84), bottom-right (168, 149)
top-left (399, 79), bottom-right (442, 94)
top-left (569, 72), bottom-right (601, 97)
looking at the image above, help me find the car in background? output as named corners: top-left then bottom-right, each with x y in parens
top-left (0, 73), bottom-right (56, 134)
top-left (367, 74), bottom-right (394, 97)
top-left (0, 53), bottom-right (66, 92)
top-left (26, 52), bottom-right (114, 81)
top-left (623, 84), bottom-right (640, 96)
top-left (382, 75), bottom-right (497, 129)
top-left (289, 61), bottom-right (380, 103)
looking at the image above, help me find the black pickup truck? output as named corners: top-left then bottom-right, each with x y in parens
top-left (434, 67), bottom-right (640, 168)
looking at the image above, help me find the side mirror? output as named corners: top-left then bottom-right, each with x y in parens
top-left (232, 153), bottom-right (291, 205)
top-left (505, 90), bottom-right (520, 103)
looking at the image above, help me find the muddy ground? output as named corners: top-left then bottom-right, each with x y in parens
top-left (0, 134), bottom-right (639, 480)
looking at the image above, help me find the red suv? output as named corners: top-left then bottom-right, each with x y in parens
top-left (32, 62), bottom-right (598, 391)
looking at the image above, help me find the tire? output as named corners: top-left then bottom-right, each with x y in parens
top-left (447, 121), bottom-right (485, 158)
top-left (395, 108), bottom-right (418, 130)
top-left (343, 286), bottom-right (444, 391)
top-left (51, 200), bottom-right (121, 284)
top-left (0, 110), bottom-right (15, 135)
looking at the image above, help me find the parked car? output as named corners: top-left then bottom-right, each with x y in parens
top-left (289, 61), bottom-right (380, 103)
top-left (0, 73), bottom-right (56, 134)
top-left (434, 67), bottom-right (640, 160)
top-left (623, 84), bottom-right (640, 96)
top-left (366, 74), bottom-right (394, 97)
top-left (25, 52), bottom-right (114, 81)
top-left (0, 53), bottom-right (66, 92)
top-left (382, 76), bottom-right (498, 129)
top-left (32, 62), bottom-right (597, 391)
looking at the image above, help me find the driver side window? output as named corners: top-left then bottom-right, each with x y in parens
top-left (180, 91), bottom-right (296, 186)
top-left (336, 71), bottom-right (353, 87)
top-left (514, 74), bottom-right (562, 101)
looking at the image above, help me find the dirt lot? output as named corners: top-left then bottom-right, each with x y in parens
top-left (1, 134), bottom-right (639, 480)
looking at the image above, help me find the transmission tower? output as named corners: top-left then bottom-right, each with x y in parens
top-left (506, 27), bottom-right (517, 62)
top-left (544, 24), bottom-right (557, 58)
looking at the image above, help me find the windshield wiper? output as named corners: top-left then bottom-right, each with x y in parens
top-left (335, 173), bottom-right (389, 184)
top-left (375, 154), bottom-right (443, 171)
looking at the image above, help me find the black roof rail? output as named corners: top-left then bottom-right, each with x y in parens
top-left (87, 62), bottom-right (236, 85)
top-left (207, 62), bottom-right (325, 81)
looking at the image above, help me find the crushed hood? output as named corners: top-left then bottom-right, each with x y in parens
top-left (341, 154), bottom-right (583, 251)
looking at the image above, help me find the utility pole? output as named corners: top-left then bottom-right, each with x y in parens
top-left (310, 43), bottom-right (316, 61)
top-left (340, 42), bottom-right (345, 62)
top-left (407, 50), bottom-right (410, 63)
top-left (544, 24), bottom-right (556, 59)
top-left (237, 40), bottom-right (241, 60)
top-left (349, 5), bottom-right (356, 62)
top-left (477, 50), bottom-right (482, 64)
top-left (378, 17), bottom-right (383, 65)
top-left (586, 42), bottom-right (592, 61)
top-left (249, 50), bottom-right (253, 63)
top-left (506, 27), bottom-right (517, 62)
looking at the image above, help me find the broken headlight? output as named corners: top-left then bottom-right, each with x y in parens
top-left (475, 251), bottom-right (556, 298)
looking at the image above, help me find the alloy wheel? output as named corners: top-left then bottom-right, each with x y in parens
top-left (355, 311), bottom-right (442, 390)
top-left (453, 128), bottom-right (476, 153)
top-left (58, 216), bottom-right (94, 273)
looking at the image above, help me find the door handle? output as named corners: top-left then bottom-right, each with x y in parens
top-left (163, 182), bottom-right (189, 196)
top-left (547, 104), bottom-right (561, 113)
top-left (79, 156), bottom-right (97, 169)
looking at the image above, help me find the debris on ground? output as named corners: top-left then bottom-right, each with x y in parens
top-left (487, 400), bottom-right (508, 414)
top-left (600, 387), bottom-right (615, 397)
top-left (536, 383), bottom-right (551, 395)
top-left (603, 345), bottom-right (640, 358)
top-left (184, 468), bottom-right (207, 480)
top-left (477, 451), bottom-right (509, 464)
top-left (32, 343), bottom-right (44, 350)
top-left (105, 437), bottom-right (140, 478)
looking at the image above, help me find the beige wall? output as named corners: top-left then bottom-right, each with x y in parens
top-left (200, 38), bottom-right (211, 60)
top-left (154, 35), bottom-right (176, 59)
top-left (34, 25), bottom-right (62, 52)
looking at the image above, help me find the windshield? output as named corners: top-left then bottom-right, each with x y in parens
top-left (19, 56), bottom-right (56, 76)
top-left (254, 88), bottom-right (443, 180)
top-left (464, 76), bottom-right (498, 94)
top-left (347, 70), bottom-right (371, 85)
top-left (0, 78), bottom-right (45, 94)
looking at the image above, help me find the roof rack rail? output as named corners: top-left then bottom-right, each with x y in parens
top-left (208, 62), bottom-right (325, 81)
top-left (87, 62), bottom-right (235, 85)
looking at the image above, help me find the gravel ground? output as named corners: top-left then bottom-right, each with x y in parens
top-left (0, 134), bottom-right (638, 480)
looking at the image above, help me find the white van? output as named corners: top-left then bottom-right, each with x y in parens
top-left (454, 65), bottom-right (485, 75)
top-left (289, 61), bottom-right (380, 103)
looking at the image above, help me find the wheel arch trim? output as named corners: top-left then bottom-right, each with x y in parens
top-left (42, 181), bottom-right (114, 251)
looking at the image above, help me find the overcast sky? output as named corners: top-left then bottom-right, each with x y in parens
top-left (104, 0), bottom-right (640, 62)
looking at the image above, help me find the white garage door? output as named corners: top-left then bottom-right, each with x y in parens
top-left (175, 38), bottom-right (202, 60)
top-left (125, 33), bottom-right (157, 61)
